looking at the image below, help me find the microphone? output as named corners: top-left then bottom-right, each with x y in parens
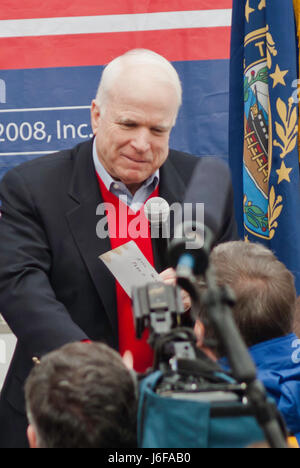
top-left (169, 159), bottom-right (260, 386)
top-left (183, 157), bottom-right (233, 239)
top-left (144, 197), bottom-right (170, 272)
top-left (168, 157), bottom-right (233, 276)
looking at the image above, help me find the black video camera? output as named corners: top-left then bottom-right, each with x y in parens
top-left (131, 223), bottom-right (288, 448)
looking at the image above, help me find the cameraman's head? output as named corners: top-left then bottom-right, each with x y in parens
top-left (25, 342), bottom-right (137, 448)
top-left (196, 241), bottom-right (296, 354)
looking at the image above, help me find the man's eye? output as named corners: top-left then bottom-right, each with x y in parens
top-left (120, 122), bottom-right (136, 128)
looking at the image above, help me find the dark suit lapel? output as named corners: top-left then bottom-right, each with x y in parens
top-left (159, 153), bottom-right (187, 207)
top-left (65, 140), bottom-right (118, 339)
top-left (153, 153), bottom-right (187, 271)
top-left (159, 152), bottom-right (188, 241)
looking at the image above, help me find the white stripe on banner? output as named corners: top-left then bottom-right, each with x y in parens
top-left (0, 9), bottom-right (232, 39)
top-left (0, 152), bottom-right (57, 156)
top-left (0, 106), bottom-right (91, 113)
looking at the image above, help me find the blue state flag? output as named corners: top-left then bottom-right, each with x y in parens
top-left (229, 0), bottom-right (300, 293)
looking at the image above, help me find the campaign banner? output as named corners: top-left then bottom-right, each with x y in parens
top-left (0, 0), bottom-right (232, 180)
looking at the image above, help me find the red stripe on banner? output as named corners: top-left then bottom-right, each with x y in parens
top-left (0, 0), bottom-right (233, 20)
top-left (0, 28), bottom-right (231, 70)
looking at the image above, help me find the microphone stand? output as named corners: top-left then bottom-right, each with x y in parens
top-left (176, 261), bottom-right (288, 449)
top-left (151, 221), bottom-right (169, 273)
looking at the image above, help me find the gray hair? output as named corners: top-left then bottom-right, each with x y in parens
top-left (199, 241), bottom-right (296, 351)
top-left (95, 49), bottom-right (182, 121)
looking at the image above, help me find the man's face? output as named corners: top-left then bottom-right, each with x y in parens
top-left (91, 67), bottom-right (179, 194)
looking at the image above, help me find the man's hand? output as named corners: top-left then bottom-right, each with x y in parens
top-left (159, 267), bottom-right (191, 312)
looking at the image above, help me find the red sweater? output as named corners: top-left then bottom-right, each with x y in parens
top-left (97, 175), bottom-right (159, 373)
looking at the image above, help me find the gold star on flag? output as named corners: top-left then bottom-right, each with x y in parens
top-left (258, 0), bottom-right (266, 10)
top-left (270, 64), bottom-right (289, 88)
top-left (276, 161), bottom-right (292, 184)
top-left (245, 0), bottom-right (255, 23)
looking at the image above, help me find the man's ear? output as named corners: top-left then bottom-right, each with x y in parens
top-left (194, 319), bottom-right (218, 362)
top-left (90, 100), bottom-right (101, 134)
top-left (27, 424), bottom-right (38, 448)
top-left (122, 350), bottom-right (134, 370)
top-left (194, 319), bottom-right (205, 348)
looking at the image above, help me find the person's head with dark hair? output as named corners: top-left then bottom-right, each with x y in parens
top-left (196, 240), bottom-right (296, 353)
top-left (25, 342), bottom-right (137, 448)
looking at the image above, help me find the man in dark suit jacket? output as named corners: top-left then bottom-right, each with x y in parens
top-left (0, 49), bottom-right (237, 447)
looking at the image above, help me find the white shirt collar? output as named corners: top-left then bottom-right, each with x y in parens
top-left (92, 139), bottom-right (159, 210)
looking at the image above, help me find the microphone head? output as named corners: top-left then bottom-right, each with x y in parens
top-left (168, 157), bottom-right (233, 275)
top-left (169, 221), bottom-right (214, 275)
top-left (173, 220), bottom-right (205, 250)
top-left (184, 157), bottom-right (232, 238)
top-left (144, 197), bottom-right (170, 226)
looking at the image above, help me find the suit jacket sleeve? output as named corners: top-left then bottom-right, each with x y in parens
top-left (0, 167), bottom-right (89, 358)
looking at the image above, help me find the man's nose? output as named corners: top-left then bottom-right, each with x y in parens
top-left (131, 129), bottom-right (151, 153)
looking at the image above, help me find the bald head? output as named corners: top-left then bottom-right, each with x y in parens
top-left (91, 49), bottom-right (181, 195)
top-left (95, 49), bottom-right (182, 124)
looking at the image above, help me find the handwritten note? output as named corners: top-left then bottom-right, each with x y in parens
top-left (99, 241), bottom-right (160, 297)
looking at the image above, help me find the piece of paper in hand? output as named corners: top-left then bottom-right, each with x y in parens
top-left (99, 241), bottom-right (160, 297)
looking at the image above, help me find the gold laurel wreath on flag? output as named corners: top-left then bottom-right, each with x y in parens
top-left (293, 0), bottom-right (300, 161)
